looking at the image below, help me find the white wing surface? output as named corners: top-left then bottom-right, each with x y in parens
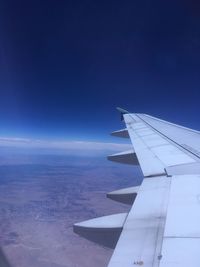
top-left (74, 110), bottom-right (200, 267)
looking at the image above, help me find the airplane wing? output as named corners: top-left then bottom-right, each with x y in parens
top-left (74, 109), bottom-right (200, 267)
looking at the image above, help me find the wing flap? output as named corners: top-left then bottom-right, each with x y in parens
top-left (160, 238), bottom-right (200, 267)
top-left (108, 176), bottom-right (171, 267)
top-left (160, 174), bottom-right (200, 267)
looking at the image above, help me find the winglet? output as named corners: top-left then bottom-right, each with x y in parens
top-left (116, 107), bottom-right (129, 121)
top-left (116, 107), bottom-right (129, 114)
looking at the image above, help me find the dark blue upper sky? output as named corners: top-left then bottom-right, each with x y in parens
top-left (1, 0), bottom-right (200, 141)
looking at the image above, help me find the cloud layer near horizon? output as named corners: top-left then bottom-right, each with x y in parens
top-left (0, 137), bottom-right (131, 154)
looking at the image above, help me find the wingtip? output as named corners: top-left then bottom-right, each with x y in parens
top-left (116, 107), bottom-right (129, 114)
top-left (116, 107), bottom-right (129, 121)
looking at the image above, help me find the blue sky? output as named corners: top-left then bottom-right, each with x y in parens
top-left (1, 0), bottom-right (200, 143)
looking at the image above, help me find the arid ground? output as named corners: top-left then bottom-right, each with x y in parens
top-left (0, 150), bottom-right (142, 267)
